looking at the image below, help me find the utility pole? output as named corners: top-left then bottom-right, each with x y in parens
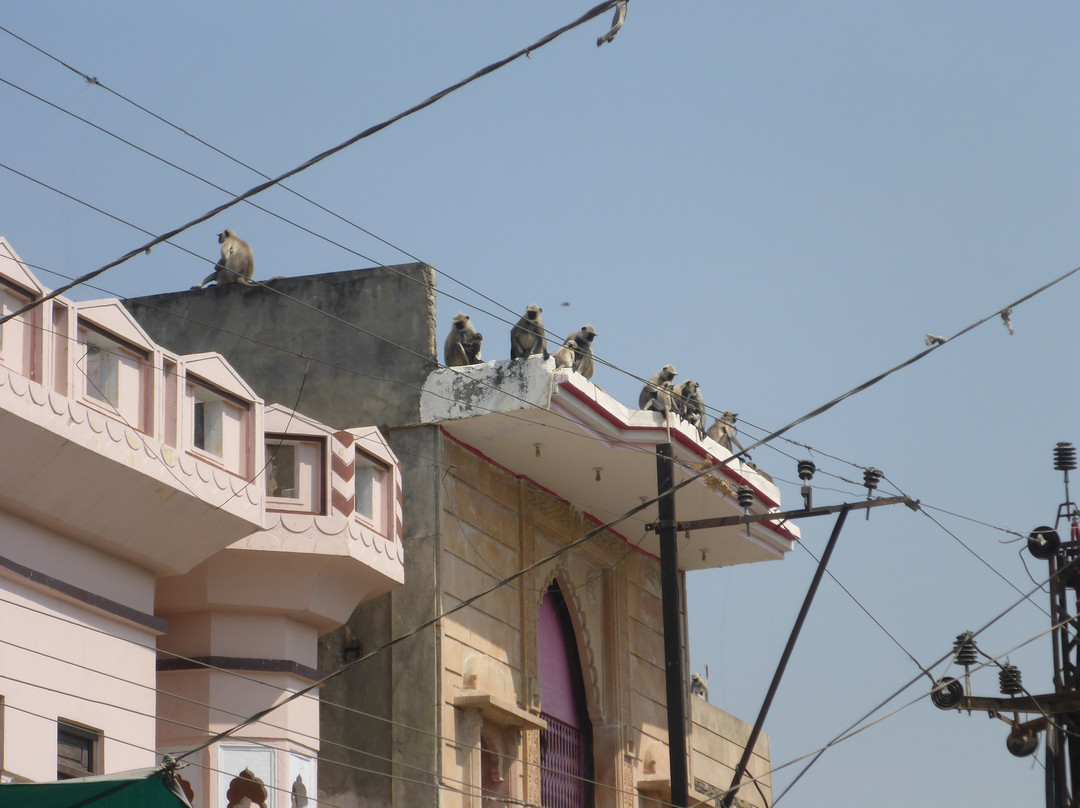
top-left (931, 442), bottom-right (1080, 808)
top-left (650, 448), bottom-right (917, 808)
top-left (656, 443), bottom-right (690, 807)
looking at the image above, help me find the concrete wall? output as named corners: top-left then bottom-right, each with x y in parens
top-left (126, 264), bottom-right (437, 430)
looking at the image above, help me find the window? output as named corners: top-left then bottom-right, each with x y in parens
top-left (0, 283), bottom-right (35, 378)
top-left (355, 454), bottom-right (389, 526)
top-left (78, 324), bottom-right (147, 429)
top-left (189, 378), bottom-right (248, 471)
top-left (85, 343), bottom-right (119, 407)
top-left (265, 437), bottom-right (324, 513)
top-left (57, 720), bottom-right (102, 779)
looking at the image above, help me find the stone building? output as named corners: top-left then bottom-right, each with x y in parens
top-left (127, 263), bottom-right (797, 808)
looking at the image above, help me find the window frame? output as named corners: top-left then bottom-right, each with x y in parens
top-left (354, 451), bottom-right (391, 530)
top-left (186, 375), bottom-right (250, 473)
top-left (0, 280), bottom-right (38, 379)
top-left (76, 321), bottom-right (150, 432)
top-left (57, 719), bottom-right (103, 780)
top-left (264, 435), bottom-right (326, 514)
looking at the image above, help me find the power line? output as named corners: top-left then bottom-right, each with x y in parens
top-left (768, 556), bottom-right (1080, 806)
top-left (0, 0), bottom-right (623, 328)
top-left (0, 612), bottom-right (655, 807)
top-left (0, 22), bottom-right (528, 325)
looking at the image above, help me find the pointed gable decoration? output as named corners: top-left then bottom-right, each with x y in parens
top-left (0, 237), bottom-right (45, 297)
top-left (183, 352), bottom-right (260, 403)
top-left (74, 298), bottom-right (158, 354)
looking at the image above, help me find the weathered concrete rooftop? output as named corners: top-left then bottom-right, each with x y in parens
top-left (421, 355), bottom-right (798, 571)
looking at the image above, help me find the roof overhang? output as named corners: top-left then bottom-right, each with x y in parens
top-left (421, 357), bottom-right (798, 571)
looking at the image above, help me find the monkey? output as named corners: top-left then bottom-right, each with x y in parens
top-left (509, 304), bottom-right (548, 360)
top-left (639, 365), bottom-right (678, 410)
top-left (552, 324), bottom-right (596, 378)
top-left (552, 325), bottom-right (597, 380)
top-left (552, 339), bottom-right (574, 370)
top-left (691, 666), bottom-right (709, 701)
top-left (643, 380), bottom-right (675, 416)
top-left (464, 332), bottom-right (483, 364)
top-left (674, 379), bottom-right (705, 434)
top-left (707, 411), bottom-right (748, 456)
top-left (445, 313), bottom-right (483, 367)
top-left (192, 229), bottom-right (255, 289)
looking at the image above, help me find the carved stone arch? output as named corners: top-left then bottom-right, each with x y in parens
top-left (540, 566), bottom-right (603, 726)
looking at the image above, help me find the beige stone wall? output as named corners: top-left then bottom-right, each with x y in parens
top-left (436, 436), bottom-right (770, 808)
top-left (437, 438), bottom-right (658, 808)
top-left (690, 694), bottom-right (771, 808)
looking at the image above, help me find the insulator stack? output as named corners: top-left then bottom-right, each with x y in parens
top-left (1054, 442), bottom-right (1077, 472)
top-left (798, 460), bottom-right (815, 509)
top-left (737, 487), bottom-right (754, 510)
top-left (999, 665), bottom-right (1023, 696)
top-left (953, 632), bottom-right (977, 667)
top-left (863, 467), bottom-right (881, 494)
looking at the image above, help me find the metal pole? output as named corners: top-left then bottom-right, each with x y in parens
top-left (657, 443), bottom-right (689, 807)
top-left (721, 505), bottom-right (850, 808)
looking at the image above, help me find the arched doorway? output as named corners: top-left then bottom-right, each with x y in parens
top-left (537, 582), bottom-right (593, 808)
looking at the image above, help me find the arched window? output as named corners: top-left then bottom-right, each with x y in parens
top-left (537, 582), bottom-right (593, 808)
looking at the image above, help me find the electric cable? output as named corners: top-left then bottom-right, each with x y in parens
top-left (8, 244), bottom-right (1070, 764)
top-left (6, 245), bottom-right (1056, 638)
top-left (0, 22), bottom-right (528, 324)
top-left (1, 17), bottom-right (1070, 528)
top-left (0, 150), bottom-right (1048, 582)
top-left (796, 540), bottom-right (935, 684)
top-left (0, 0), bottom-right (624, 328)
top-left (768, 556), bottom-right (1080, 806)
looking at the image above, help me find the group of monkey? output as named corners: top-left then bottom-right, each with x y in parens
top-left (444, 306), bottom-right (598, 380)
top-left (194, 233), bottom-right (745, 456)
top-left (443, 305), bottom-right (745, 453)
top-left (639, 367), bottom-right (744, 453)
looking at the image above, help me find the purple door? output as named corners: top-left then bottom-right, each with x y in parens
top-left (538, 584), bottom-right (592, 808)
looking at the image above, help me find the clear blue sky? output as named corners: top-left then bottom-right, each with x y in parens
top-left (3, 3), bottom-right (1079, 805)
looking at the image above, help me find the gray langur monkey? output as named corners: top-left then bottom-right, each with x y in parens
top-left (639, 364), bottom-right (678, 410)
top-left (192, 229), bottom-right (255, 289)
top-left (444, 313), bottom-right (483, 367)
top-left (691, 666), bottom-right (709, 701)
top-left (465, 332), bottom-right (483, 364)
top-left (707, 411), bottom-right (747, 456)
top-left (644, 380), bottom-right (675, 416)
top-left (674, 379), bottom-right (705, 435)
top-left (509, 304), bottom-right (548, 360)
top-left (553, 325), bottom-right (598, 380)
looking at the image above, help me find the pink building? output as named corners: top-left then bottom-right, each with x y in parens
top-left (0, 238), bottom-right (403, 805)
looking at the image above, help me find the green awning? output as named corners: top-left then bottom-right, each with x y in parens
top-left (0, 769), bottom-right (190, 808)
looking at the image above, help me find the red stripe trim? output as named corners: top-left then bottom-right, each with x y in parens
top-left (332, 489), bottom-right (354, 516)
top-left (554, 381), bottom-right (781, 510)
top-left (332, 452), bottom-right (355, 481)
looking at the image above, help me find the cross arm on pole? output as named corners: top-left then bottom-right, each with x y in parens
top-left (646, 494), bottom-right (918, 535)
